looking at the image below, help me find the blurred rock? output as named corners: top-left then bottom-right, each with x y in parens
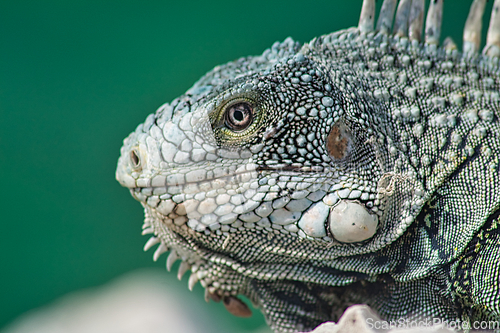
top-left (308, 305), bottom-right (457, 333)
top-left (1, 269), bottom-right (270, 333)
top-left (2, 272), bottom-right (467, 333)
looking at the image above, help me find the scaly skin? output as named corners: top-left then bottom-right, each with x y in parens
top-left (116, 1), bottom-right (500, 332)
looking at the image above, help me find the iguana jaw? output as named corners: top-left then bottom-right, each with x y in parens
top-left (140, 203), bottom-right (246, 300)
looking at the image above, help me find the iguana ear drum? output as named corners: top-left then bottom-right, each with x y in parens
top-left (326, 122), bottom-right (352, 161)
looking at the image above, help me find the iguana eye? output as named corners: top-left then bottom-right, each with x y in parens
top-left (224, 102), bottom-right (253, 131)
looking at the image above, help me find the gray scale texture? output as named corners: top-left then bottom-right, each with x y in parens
top-left (116, 2), bottom-right (500, 332)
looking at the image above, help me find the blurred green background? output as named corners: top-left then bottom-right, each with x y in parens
top-left (0, 0), bottom-right (491, 331)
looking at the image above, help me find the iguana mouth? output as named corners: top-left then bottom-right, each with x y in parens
top-left (256, 165), bottom-right (325, 172)
top-left (128, 164), bottom-right (334, 194)
top-left (128, 164), bottom-right (259, 188)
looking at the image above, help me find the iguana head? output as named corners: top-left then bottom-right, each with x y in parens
top-left (116, 0), bottom-right (500, 331)
top-left (115, 29), bottom-right (422, 324)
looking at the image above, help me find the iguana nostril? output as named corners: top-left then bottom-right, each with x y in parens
top-left (130, 149), bottom-right (141, 170)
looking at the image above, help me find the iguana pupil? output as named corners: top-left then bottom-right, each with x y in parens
top-left (233, 110), bottom-right (243, 121)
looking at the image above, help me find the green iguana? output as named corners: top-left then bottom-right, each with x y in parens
top-left (116, 0), bottom-right (500, 331)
